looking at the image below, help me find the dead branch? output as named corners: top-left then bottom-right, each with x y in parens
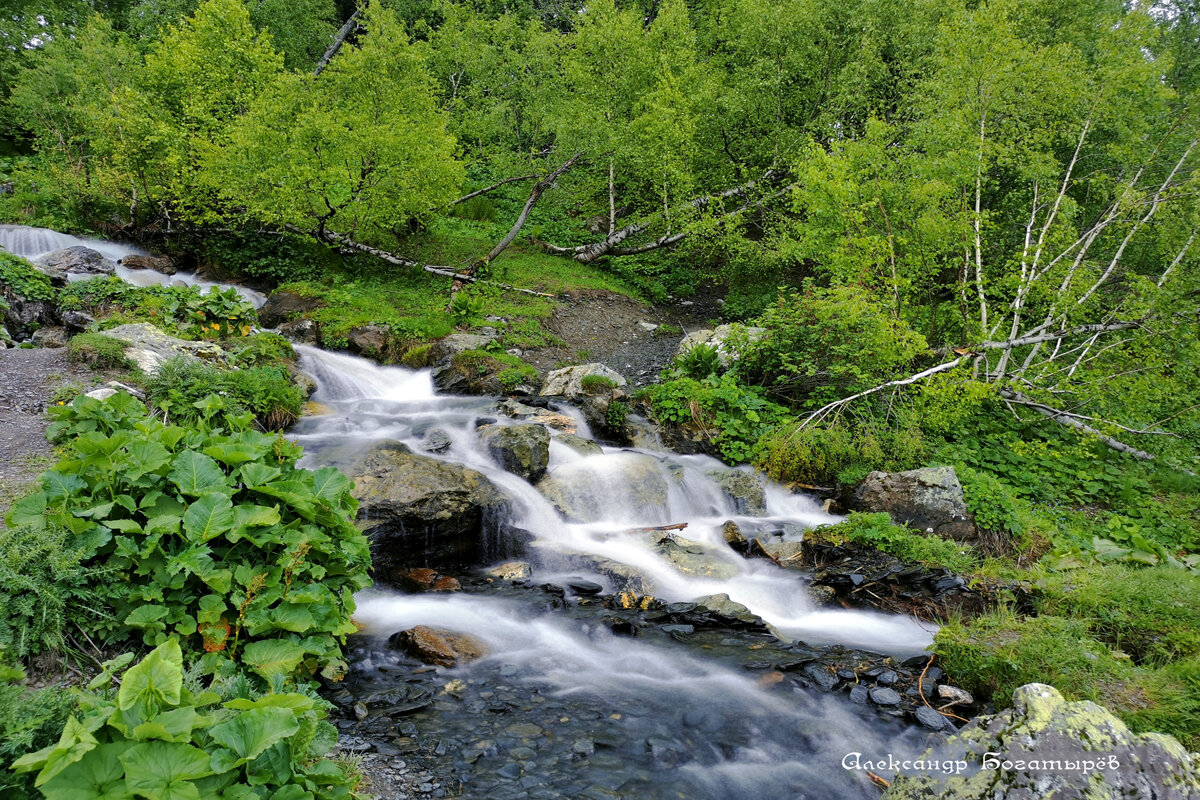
top-left (999, 389), bottom-right (1155, 460)
top-left (314, 8), bottom-right (362, 77)
top-left (440, 173), bottom-right (540, 210)
top-left (624, 522), bottom-right (689, 534)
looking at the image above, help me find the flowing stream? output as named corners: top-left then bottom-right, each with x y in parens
top-left (293, 346), bottom-right (939, 798)
top-left (0, 224), bottom-right (267, 307)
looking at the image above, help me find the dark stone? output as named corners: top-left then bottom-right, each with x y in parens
top-left (422, 428), bottom-right (453, 454)
top-left (120, 254), bottom-right (175, 274)
top-left (849, 685), bottom-right (870, 704)
top-left (59, 310), bottom-right (95, 331)
top-left (258, 290), bottom-right (324, 329)
top-left (869, 687), bottom-right (902, 706)
top-left (802, 663), bottom-right (839, 691)
top-left (34, 246), bottom-right (116, 284)
top-left (913, 705), bottom-right (947, 731)
top-left (876, 669), bottom-right (899, 686)
top-left (479, 423), bottom-right (550, 483)
top-left (567, 579), bottom-right (603, 595)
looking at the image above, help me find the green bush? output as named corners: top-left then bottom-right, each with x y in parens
top-left (227, 332), bottom-right (296, 369)
top-left (738, 283), bottom-right (928, 408)
top-left (401, 343), bottom-right (432, 368)
top-left (643, 375), bottom-right (788, 463)
top-left (0, 252), bottom-right (55, 302)
top-left (6, 391), bottom-right (371, 684)
top-left (956, 465), bottom-right (1024, 537)
top-left (452, 195), bottom-right (498, 223)
top-left (12, 639), bottom-right (357, 799)
top-left (59, 280), bottom-right (258, 340)
top-left (755, 412), bottom-right (927, 486)
top-left (0, 667), bottom-right (75, 800)
top-left (669, 342), bottom-right (722, 380)
top-left (811, 512), bottom-right (977, 573)
top-left (195, 231), bottom-right (328, 286)
top-left (933, 611), bottom-right (1132, 706)
top-left (0, 524), bottom-right (111, 660)
top-left (145, 357), bottom-right (303, 432)
top-left (65, 333), bottom-right (133, 371)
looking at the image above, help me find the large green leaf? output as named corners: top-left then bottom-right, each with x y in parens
top-left (208, 707), bottom-right (300, 761)
top-left (118, 639), bottom-right (183, 716)
top-left (125, 439), bottom-right (172, 479)
top-left (119, 741), bottom-right (213, 800)
top-left (311, 467), bottom-right (351, 503)
top-left (124, 605), bottom-right (169, 633)
top-left (130, 707), bottom-right (200, 743)
top-left (43, 470), bottom-right (87, 501)
top-left (234, 504), bottom-right (281, 529)
top-left (169, 451), bottom-right (229, 497)
top-left (183, 494), bottom-right (235, 542)
top-left (38, 742), bottom-right (134, 800)
top-left (15, 716), bottom-right (99, 787)
top-left (241, 640), bottom-right (306, 680)
top-left (239, 463), bottom-right (281, 487)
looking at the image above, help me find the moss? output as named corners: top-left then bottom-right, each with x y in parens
top-left (66, 333), bottom-right (133, 370)
top-left (581, 374), bottom-right (618, 394)
top-left (401, 343), bottom-right (433, 368)
top-left (811, 512), bottom-right (978, 573)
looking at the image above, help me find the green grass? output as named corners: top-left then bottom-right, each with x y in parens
top-left (809, 512), bottom-right (979, 573)
top-left (66, 333), bottom-right (134, 371)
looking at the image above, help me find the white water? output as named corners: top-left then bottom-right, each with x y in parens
top-left (0, 224), bottom-right (267, 307)
top-left (294, 345), bottom-right (936, 656)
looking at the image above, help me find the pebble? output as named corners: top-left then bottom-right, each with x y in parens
top-left (937, 685), bottom-right (974, 705)
top-left (848, 685), bottom-right (870, 704)
top-left (914, 705), bottom-right (948, 731)
top-left (876, 669), bottom-right (899, 686)
top-left (869, 687), bottom-right (902, 706)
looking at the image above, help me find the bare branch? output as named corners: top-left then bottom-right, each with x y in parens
top-left (314, 8), bottom-right (362, 77)
top-left (998, 390), bottom-right (1156, 460)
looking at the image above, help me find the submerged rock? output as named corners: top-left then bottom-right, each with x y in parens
top-left (882, 683), bottom-right (1200, 800)
top-left (389, 625), bottom-right (488, 668)
top-left (647, 532), bottom-right (740, 580)
top-left (494, 398), bottom-right (576, 433)
top-left (33, 246), bottom-right (116, 284)
top-left (537, 453), bottom-right (668, 522)
top-left (852, 466), bottom-right (977, 541)
top-left (705, 467), bottom-right (767, 516)
top-left (485, 561), bottom-right (533, 581)
top-left (348, 441), bottom-right (512, 570)
top-left (539, 363), bottom-right (626, 400)
top-left (554, 433), bottom-right (603, 456)
top-left (102, 322), bottom-right (227, 374)
top-left (478, 423), bottom-right (550, 483)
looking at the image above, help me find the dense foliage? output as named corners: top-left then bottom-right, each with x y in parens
top-left (5, 392), bottom-right (370, 684)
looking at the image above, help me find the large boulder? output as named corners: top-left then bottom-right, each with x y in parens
top-left (388, 626), bottom-right (488, 668)
top-left (257, 290), bottom-right (324, 329)
top-left (536, 452), bottom-right (668, 522)
top-left (705, 467), bottom-right (767, 516)
top-left (539, 363), bottom-right (626, 400)
top-left (120, 254), bottom-right (176, 275)
top-left (882, 683), bottom-right (1200, 800)
top-left (674, 324), bottom-right (765, 367)
top-left (479, 423), bottom-right (550, 483)
top-left (427, 333), bottom-right (495, 365)
top-left (494, 398), bottom-right (576, 433)
top-left (348, 441), bottom-right (512, 570)
top-left (33, 246), bottom-right (116, 284)
top-left (102, 322), bottom-right (227, 374)
top-left (852, 466), bottom-right (977, 541)
top-left (646, 532), bottom-right (739, 580)
top-left (346, 323), bottom-right (391, 360)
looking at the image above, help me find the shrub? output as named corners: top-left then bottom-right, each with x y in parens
top-left (604, 399), bottom-right (629, 431)
top-left (581, 374), bottom-right (618, 394)
top-left (0, 524), bottom-right (111, 660)
top-left (196, 231), bottom-right (328, 285)
top-left (0, 252), bottom-right (55, 302)
top-left (401, 343), bottom-right (432, 368)
top-left (449, 290), bottom-right (485, 326)
top-left (669, 342), bottom-right (723, 380)
top-left (6, 392), bottom-right (371, 683)
top-left (227, 332), bottom-right (296, 369)
top-left (755, 412), bottom-right (927, 486)
top-left (65, 333), bottom-right (133, 371)
top-left (654, 324), bottom-right (683, 337)
top-left (643, 375), bottom-right (788, 463)
top-left (738, 283), bottom-right (927, 408)
top-left (145, 357), bottom-right (303, 432)
top-left (12, 639), bottom-right (358, 799)
top-left (810, 512), bottom-right (977, 573)
top-left (452, 195), bottom-right (498, 222)
top-left (0, 667), bottom-right (75, 800)
top-left (59, 280), bottom-right (258, 341)
top-left (956, 465), bottom-right (1024, 537)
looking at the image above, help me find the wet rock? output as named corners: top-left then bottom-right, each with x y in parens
top-left (494, 399), bottom-right (576, 433)
top-left (722, 520), bottom-right (749, 552)
top-left (913, 706), bottom-right (947, 731)
top-left (31, 326), bottom-right (68, 348)
top-left (692, 594), bottom-right (769, 631)
top-left (568, 579), bottom-right (603, 595)
top-left (1, 296), bottom-right (56, 338)
top-left (276, 318), bottom-right (320, 345)
top-left (849, 685), bottom-right (870, 704)
top-left (258, 289), bottom-right (324, 328)
top-left (869, 687), bottom-right (902, 706)
top-left (877, 669), bottom-right (899, 686)
top-left (34, 246), bottom-right (116, 284)
top-left (539, 363), bottom-right (626, 400)
top-left (289, 367), bottom-right (317, 398)
top-left (102, 322), bottom-right (227, 375)
top-left (479, 423), bottom-right (550, 483)
top-left (852, 466), bottom-right (977, 542)
top-left (389, 625), bottom-right (488, 668)
top-left (346, 323), bottom-right (391, 360)
top-left (649, 533), bottom-right (739, 580)
top-left (805, 585), bottom-right (837, 606)
top-left (751, 536), bottom-right (806, 565)
top-left (555, 433), bottom-right (603, 457)
top-left (421, 428), bottom-right (453, 454)
top-left (538, 453), bottom-right (668, 522)
top-left (348, 441), bottom-right (513, 570)
top-left (705, 468), bottom-right (767, 516)
top-left (881, 684), bottom-right (1200, 800)
top-left (937, 685), bottom-right (973, 706)
top-left (121, 254), bottom-right (176, 274)
top-left (433, 576), bottom-right (462, 591)
top-left (302, 401), bottom-right (333, 416)
top-left (674, 324), bottom-right (765, 367)
top-left (486, 561), bottom-right (533, 581)
top-left (428, 333), bottom-right (495, 364)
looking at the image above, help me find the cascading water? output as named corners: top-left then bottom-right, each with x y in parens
top-left (0, 224), bottom-right (267, 307)
top-left (293, 345), bottom-right (941, 798)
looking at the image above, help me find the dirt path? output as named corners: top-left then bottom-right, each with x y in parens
top-left (522, 289), bottom-right (721, 387)
top-left (0, 347), bottom-right (111, 522)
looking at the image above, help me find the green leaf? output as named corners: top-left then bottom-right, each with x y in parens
top-left (125, 605), bottom-right (169, 632)
top-left (208, 707), bottom-right (300, 761)
top-left (130, 707), bottom-right (200, 743)
top-left (169, 451), bottom-right (229, 497)
top-left (39, 742), bottom-right (134, 800)
top-left (311, 467), bottom-right (351, 503)
top-left (234, 504), bottom-right (281, 529)
top-left (119, 741), bottom-right (213, 800)
top-left (240, 463), bottom-right (281, 487)
top-left (242, 640), bottom-right (306, 680)
top-left (118, 639), bottom-right (183, 717)
top-left (43, 470), bottom-right (87, 501)
top-left (268, 603), bottom-right (316, 634)
top-left (183, 494), bottom-right (235, 541)
top-left (204, 441), bottom-right (269, 466)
